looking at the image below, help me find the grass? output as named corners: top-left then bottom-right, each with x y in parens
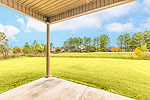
top-left (51, 52), bottom-right (149, 60)
top-left (0, 52), bottom-right (150, 100)
top-left (51, 52), bottom-right (133, 58)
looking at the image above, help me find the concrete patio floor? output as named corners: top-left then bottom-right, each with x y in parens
top-left (0, 77), bottom-right (134, 100)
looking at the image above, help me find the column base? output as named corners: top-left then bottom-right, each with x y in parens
top-left (45, 75), bottom-right (52, 78)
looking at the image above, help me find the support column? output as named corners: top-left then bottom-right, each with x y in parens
top-left (45, 23), bottom-right (51, 78)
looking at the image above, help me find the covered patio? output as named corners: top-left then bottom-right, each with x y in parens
top-left (0, 0), bottom-right (135, 99)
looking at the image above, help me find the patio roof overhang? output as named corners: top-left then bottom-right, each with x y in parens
top-left (0, 0), bottom-right (135, 24)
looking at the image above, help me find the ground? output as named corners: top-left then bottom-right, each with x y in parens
top-left (0, 53), bottom-right (150, 100)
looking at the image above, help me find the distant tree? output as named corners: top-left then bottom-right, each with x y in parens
top-left (87, 37), bottom-right (92, 52)
top-left (32, 40), bottom-right (38, 46)
top-left (30, 40), bottom-right (43, 54)
top-left (78, 37), bottom-right (83, 52)
top-left (143, 30), bottom-right (150, 49)
top-left (129, 37), bottom-right (136, 51)
top-left (83, 37), bottom-right (88, 51)
top-left (124, 34), bottom-right (130, 52)
top-left (93, 37), bottom-right (99, 51)
top-left (22, 42), bottom-right (30, 54)
top-left (117, 35), bottom-right (124, 52)
top-left (50, 43), bottom-right (53, 51)
top-left (12, 46), bottom-right (21, 54)
top-left (36, 44), bottom-right (43, 53)
top-left (0, 44), bottom-right (6, 56)
top-left (68, 38), bottom-right (75, 51)
top-left (55, 47), bottom-right (61, 53)
top-left (99, 34), bottom-right (110, 52)
top-left (43, 44), bottom-right (46, 55)
top-left (90, 45), bottom-right (96, 52)
top-left (83, 37), bottom-right (92, 52)
top-left (132, 32), bottom-right (144, 47)
top-left (63, 40), bottom-right (69, 51)
top-left (93, 38), bottom-right (97, 48)
top-left (0, 32), bottom-right (9, 58)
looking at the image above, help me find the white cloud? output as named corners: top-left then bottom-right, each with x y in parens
top-left (105, 16), bottom-right (150, 33)
top-left (102, 1), bottom-right (139, 17)
top-left (25, 17), bottom-right (46, 32)
top-left (140, 17), bottom-right (150, 30)
top-left (51, 14), bottom-right (101, 31)
top-left (0, 23), bottom-right (20, 39)
top-left (142, 0), bottom-right (150, 13)
top-left (17, 18), bottom-right (25, 25)
top-left (105, 23), bottom-right (140, 33)
top-left (51, 1), bottom-right (139, 31)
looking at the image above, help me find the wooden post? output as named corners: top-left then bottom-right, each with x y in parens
top-left (45, 23), bottom-right (51, 78)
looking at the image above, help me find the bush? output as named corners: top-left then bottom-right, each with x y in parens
top-left (22, 47), bottom-right (30, 54)
top-left (111, 47), bottom-right (117, 52)
top-left (12, 49), bottom-right (17, 54)
top-left (55, 47), bottom-right (61, 53)
top-left (12, 46), bottom-right (21, 54)
top-left (134, 47), bottom-right (142, 56)
top-left (133, 44), bottom-right (150, 60)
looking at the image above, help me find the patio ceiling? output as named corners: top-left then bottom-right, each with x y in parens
top-left (0, 0), bottom-right (135, 24)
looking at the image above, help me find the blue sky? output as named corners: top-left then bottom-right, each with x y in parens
top-left (0, 0), bottom-right (150, 48)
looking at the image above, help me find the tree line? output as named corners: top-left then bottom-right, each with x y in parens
top-left (0, 31), bottom-right (54, 58)
top-left (62, 34), bottom-right (109, 52)
top-left (0, 30), bottom-right (150, 58)
top-left (61, 30), bottom-right (150, 52)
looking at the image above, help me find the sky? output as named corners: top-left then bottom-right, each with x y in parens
top-left (0, 0), bottom-right (150, 48)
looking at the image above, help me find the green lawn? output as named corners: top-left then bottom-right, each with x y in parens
top-left (0, 53), bottom-right (150, 100)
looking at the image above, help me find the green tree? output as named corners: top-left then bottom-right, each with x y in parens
top-left (55, 47), bottom-right (61, 53)
top-left (143, 30), bottom-right (150, 49)
top-left (83, 37), bottom-right (92, 52)
top-left (63, 40), bottom-right (69, 51)
top-left (30, 40), bottom-right (43, 54)
top-left (99, 34), bottom-right (110, 52)
top-left (117, 35), bottom-right (124, 52)
top-left (12, 46), bottom-right (21, 54)
top-left (124, 34), bottom-right (130, 52)
top-left (42, 44), bottom-right (46, 55)
top-left (78, 37), bottom-right (83, 52)
top-left (132, 32), bottom-right (144, 47)
top-left (83, 37), bottom-right (88, 51)
top-left (68, 38), bottom-right (75, 51)
top-left (0, 32), bottom-right (9, 58)
top-left (93, 37), bottom-right (99, 51)
top-left (50, 43), bottom-right (53, 51)
top-left (22, 42), bottom-right (30, 54)
top-left (129, 37), bottom-right (137, 51)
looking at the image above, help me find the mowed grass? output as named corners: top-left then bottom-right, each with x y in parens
top-left (0, 53), bottom-right (150, 100)
top-left (51, 52), bottom-right (133, 59)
